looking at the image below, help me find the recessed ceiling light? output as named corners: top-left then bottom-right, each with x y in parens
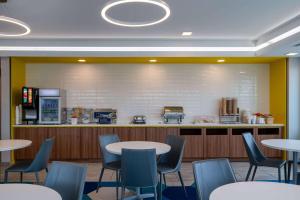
top-left (78, 59), bottom-right (86, 62)
top-left (182, 32), bottom-right (192, 36)
top-left (0, 16), bottom-right (31, 37)
top-left (101, 0), bottom-right (171, 27)
top-left (240, 71), bottom-right (246, 74)
top-left (217, 59), bottom-right (225, 63)
top-left (286, 52), bottom-right (298, 56)
top-left (149, 59), bottom-right (157, 62)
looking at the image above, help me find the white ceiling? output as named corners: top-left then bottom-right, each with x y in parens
top-left (1, 0), bottom-right (300, 39)
top-left (1, 0), bottom-right (300, 56)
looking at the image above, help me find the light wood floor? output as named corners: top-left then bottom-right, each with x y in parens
top-left (0, 161), bottom-right (285, 200)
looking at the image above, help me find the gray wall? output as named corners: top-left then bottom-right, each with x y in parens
top-left (288, 58), bottom-right (300, 140)
top-left (1, 57), bottom-right (11, 162)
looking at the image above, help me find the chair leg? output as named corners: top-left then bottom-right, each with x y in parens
top-left (159, 173), bottom-right (162, 200)
top-left (35, 172), bottom-right (40, 184)
top-left (20, 172), bottom-right (23, 183)
top-left (284, 164), bottom-right (287, 183)
top-left (45, 167), bottom-right (48, 173)
top-left (245, 165), bottom-right (253, 181)
top-left (116, 170), bottom-right (119, 200)
top-left (288, 162), bottom-right (292, 182)
top-left (278, 167), bottom-right (281, 182)
top-left (251, 166), bottom-right (257, 181)
top-left (96, 167), bottom-right (105, 193)
top-left (121, 186), bottom-right (125, 200)
top-left (4, 171), bottom-right (8, 183)
top-left (136, 187), bottom-right (141, 198)
top-left (163, 174), bottom-right (167, 188)
top-left (154, 186), bottom-right (158, 200)
top-left (178, 171), bottom-right (188, 198)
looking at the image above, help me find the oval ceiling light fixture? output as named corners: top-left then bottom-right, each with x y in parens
top-left (101, 0), bottom-right (170, 27)
top-left (0, 16), bottom-right (31, 37)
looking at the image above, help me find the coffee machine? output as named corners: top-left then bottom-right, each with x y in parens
top-left (22, 87), bottom-right (39, 124)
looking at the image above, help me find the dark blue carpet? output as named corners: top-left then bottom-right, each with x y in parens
top-left (83, 182), bottom-right (197, 200)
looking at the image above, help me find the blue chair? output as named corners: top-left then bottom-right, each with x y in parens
top-left (5, 138), bottom-right (54, 184)
top-left (96, 134), bottom-right (121, 199)
top-left (45, 161), bottom-right (87, 200)
top-left (242, 133), bottom-right (286, 181)
top-left (157, 135), bottom-right (186, 199)
top-left (193, 159), bottom-right (236, 200)
top-left (120, 148), bottom-right (158, 200)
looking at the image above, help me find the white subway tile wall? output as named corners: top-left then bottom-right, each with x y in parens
top-left (26, 63), bottom-right (270, 124)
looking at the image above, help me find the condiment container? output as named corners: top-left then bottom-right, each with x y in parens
top-left (71, 118), bottom-right (78, 125)
top-left (256, 117), bottom-right (265, 124)
top-left (266, 116), bottom-right (274, 124)
top-left (251, 115), bottom-right (256, 124)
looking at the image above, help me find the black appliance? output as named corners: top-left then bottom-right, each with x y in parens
top-left (93, 109), bottom-right (117, 124)
top-left (22, 87), bottom-right (39, 123)
top-left (132, 115), bottom-right (146, 124)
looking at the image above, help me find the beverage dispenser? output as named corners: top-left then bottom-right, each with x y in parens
top-left (22, 87), bottom-right (39, 124)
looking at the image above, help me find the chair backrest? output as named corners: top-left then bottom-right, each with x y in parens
top-left (26, 138), bottom-right (54, 172)
top-left (45, 161), bottom-right (87, 200)
top-left (99, 134), bottom-right (120, 166)
top-left (193, 159), bottom-right (236, 200)
top-left (242, 133), bottom-right (266, 164)
top-left (158, 135), bottom-right (185, 170)
top-left (121, 148), bottom-right (157, 188)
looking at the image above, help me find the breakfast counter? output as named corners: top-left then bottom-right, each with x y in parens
top-left (13, 123), bottom-right (284, 128)
top-left (13, 123), bottom-right (284, 161)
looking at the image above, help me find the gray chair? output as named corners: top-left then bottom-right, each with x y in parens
top-left (242, 133), bottom-right (286, 182)
top-left (96, 134), bottom-right (121, 199)
top-left (5, 138), bottom-right (54, 183)
top-left (157, 135), bottom-right (186, 199)
top-left (120, 148), bottom-right (158, 200)
top-left (193, 159), bottom-right (237, 200)
top-left (45, 161), bottom-right (87, 200)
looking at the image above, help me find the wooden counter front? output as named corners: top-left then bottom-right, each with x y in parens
top-left (13, 124), bottom-right (284, 161)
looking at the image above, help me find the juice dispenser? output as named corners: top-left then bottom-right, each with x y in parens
top-left (22, 87), bottom-right (39, 124)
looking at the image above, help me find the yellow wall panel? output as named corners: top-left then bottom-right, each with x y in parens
top-left (11, 58), bottom-right (26, 126)
top-left (269, 59), bottom-right (287, 138)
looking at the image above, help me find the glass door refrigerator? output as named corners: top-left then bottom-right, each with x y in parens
top-left (39, 89), bottom-right (66, 124)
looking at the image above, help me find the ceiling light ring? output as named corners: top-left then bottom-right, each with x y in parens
top-left (101, 0), bottom-right (171, 27)
top-left (0, 16), bottom-right (31, 37)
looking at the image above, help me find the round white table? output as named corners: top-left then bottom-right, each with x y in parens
top-left (261, 139), bottom-right (300, 184)
top-left (106, 141), bottom-right (171, 155)
top-left (0, 139), bottom-right (32, 152)
top-left (210, 182), bottom-right (300, 200)
top-left (0, 183), bottom-right (62, 200)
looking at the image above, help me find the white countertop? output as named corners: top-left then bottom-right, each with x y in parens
top-left (13, 123), bottom-right (284, 128)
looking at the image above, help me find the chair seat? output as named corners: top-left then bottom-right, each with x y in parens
top-left (257, 159), bottom-right (286, 168)
top-left (6, 160), bottom-right (32, 172)
top-left (104, 160), bottom-right (121, 171)
top-left (157, 163), bottom-right (177, 174)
